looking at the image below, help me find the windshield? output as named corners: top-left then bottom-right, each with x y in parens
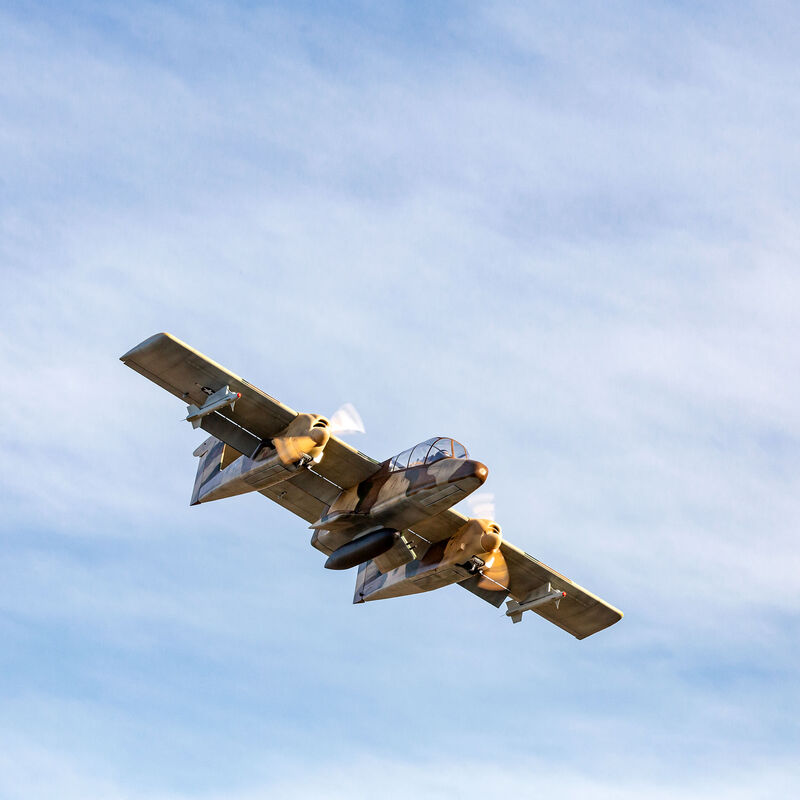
top-left (388, 437), bottom-right (469, 471)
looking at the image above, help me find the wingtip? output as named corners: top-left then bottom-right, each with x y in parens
top-left (119, 332), bottom-right (175, 362)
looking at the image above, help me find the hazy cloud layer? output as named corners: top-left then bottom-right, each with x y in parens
top-left (1, 1), bottom-right (798, 797)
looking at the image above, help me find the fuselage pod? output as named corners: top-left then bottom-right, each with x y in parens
top-left (354, 518), bottom-right (503, 602)
top-left (310, 437), bottom-right (487, 555)
top-left (324, 529), bottom-right (398, 570)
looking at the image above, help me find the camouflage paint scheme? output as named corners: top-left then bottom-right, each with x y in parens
top-left (120, 332), bottom-right (624, 638)
top-left (309, 455), bottom-right (488, 554)
top-left (191, 413), bottom-right (330, 505)
top-left (193, 425), bottom-right (492, 578)
top-left (354, 517), bottom-right (503, 603)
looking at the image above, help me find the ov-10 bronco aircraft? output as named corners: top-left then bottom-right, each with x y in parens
top-left (121, 333), bottom-right (622, 639)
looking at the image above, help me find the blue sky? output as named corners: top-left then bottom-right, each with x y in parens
top-left (1, 1), bottom-right (799, 797)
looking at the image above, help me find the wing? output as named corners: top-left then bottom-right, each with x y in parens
top-left (121, 332), bottom-right (295, 438)
top-left (409, 507), bottom-right (469, 543)
top-left (412, 509), bottom-right (622, 639)
top-left (259, 470), bottom-right (342, 523)
top-left (121, 333), bottom-right (381, 504)
top-left (317, 437), bottom-right (381, 489)
top-left (493, 542), bottom-right (622, 639)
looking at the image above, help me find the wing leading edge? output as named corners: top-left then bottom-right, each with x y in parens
top-left (497, 542), bottom-right (623, 639)
top-left (411, 509), bottom-right (622, 639)
top-left (120, 332), bottom-right (380, 494)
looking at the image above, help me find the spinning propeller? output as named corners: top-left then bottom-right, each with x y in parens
top-left (466, 493), bottom-right (510, 591)
top-left (328, 402), bottom-right (366, 436)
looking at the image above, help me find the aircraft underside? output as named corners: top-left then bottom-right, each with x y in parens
top-left (121, 332), bottom-right (623, 638)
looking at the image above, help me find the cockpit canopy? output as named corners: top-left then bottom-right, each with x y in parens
top-left (388, 437), bottom-right (469, 471)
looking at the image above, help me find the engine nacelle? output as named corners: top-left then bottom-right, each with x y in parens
top-left (272, 413), bottom-right (330, 465)
top-left (442, 518), bottom-right (503, 567)
top-left (192, 412), bottom-right (332, 504)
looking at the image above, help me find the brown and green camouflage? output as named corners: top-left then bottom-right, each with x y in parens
top-left (121, 331), bottom-right (624, 638)
top-left (310, 450), bottom-right (488, 555)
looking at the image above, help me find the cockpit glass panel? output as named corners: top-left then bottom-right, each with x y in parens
top-left (389, 447), bottom-right (413, 471)
top-left (389, 438), bottom-right (469, 471)
top-left (408, 440), bottom-right (435, 468)
top-left (426, 438), bottom-right (453, 464)
top-left (452, 440), bottom-right (468, 459)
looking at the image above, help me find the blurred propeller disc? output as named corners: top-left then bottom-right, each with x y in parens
top-left (329, 403), bottom-right (365, 436)
top-left (477, 548), bottom-right (510, 590)
top-left (466, 494), bottom-right (508, 590)
top-left (468, 492), bottom-right (495, 520)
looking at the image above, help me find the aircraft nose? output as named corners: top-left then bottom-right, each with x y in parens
top-left (452, 459), bottom-right (488, 486)
top-left (427, 457), bottom-right (488, 490)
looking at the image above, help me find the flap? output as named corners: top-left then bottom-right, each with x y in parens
top-left (259, 469), bottom-right (342, 524)
top-left (459, 573), bottom-right (509, 608)
top-left (409, 508), bottom-right (469, 543)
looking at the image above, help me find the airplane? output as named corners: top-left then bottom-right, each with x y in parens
top-left (121, 333), bottom-right (623, 639)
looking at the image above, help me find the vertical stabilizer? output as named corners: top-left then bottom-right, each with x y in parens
top-left (190, 436), bottom-right (225, 505)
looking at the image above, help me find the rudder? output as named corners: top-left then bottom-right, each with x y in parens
top-left (190, 436), bottom-right (225, 505)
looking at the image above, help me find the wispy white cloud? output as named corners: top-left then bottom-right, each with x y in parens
top-left (1, 0), bottom-right (799, 795)
top-left (0, 737), bottom-right (798, 800)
